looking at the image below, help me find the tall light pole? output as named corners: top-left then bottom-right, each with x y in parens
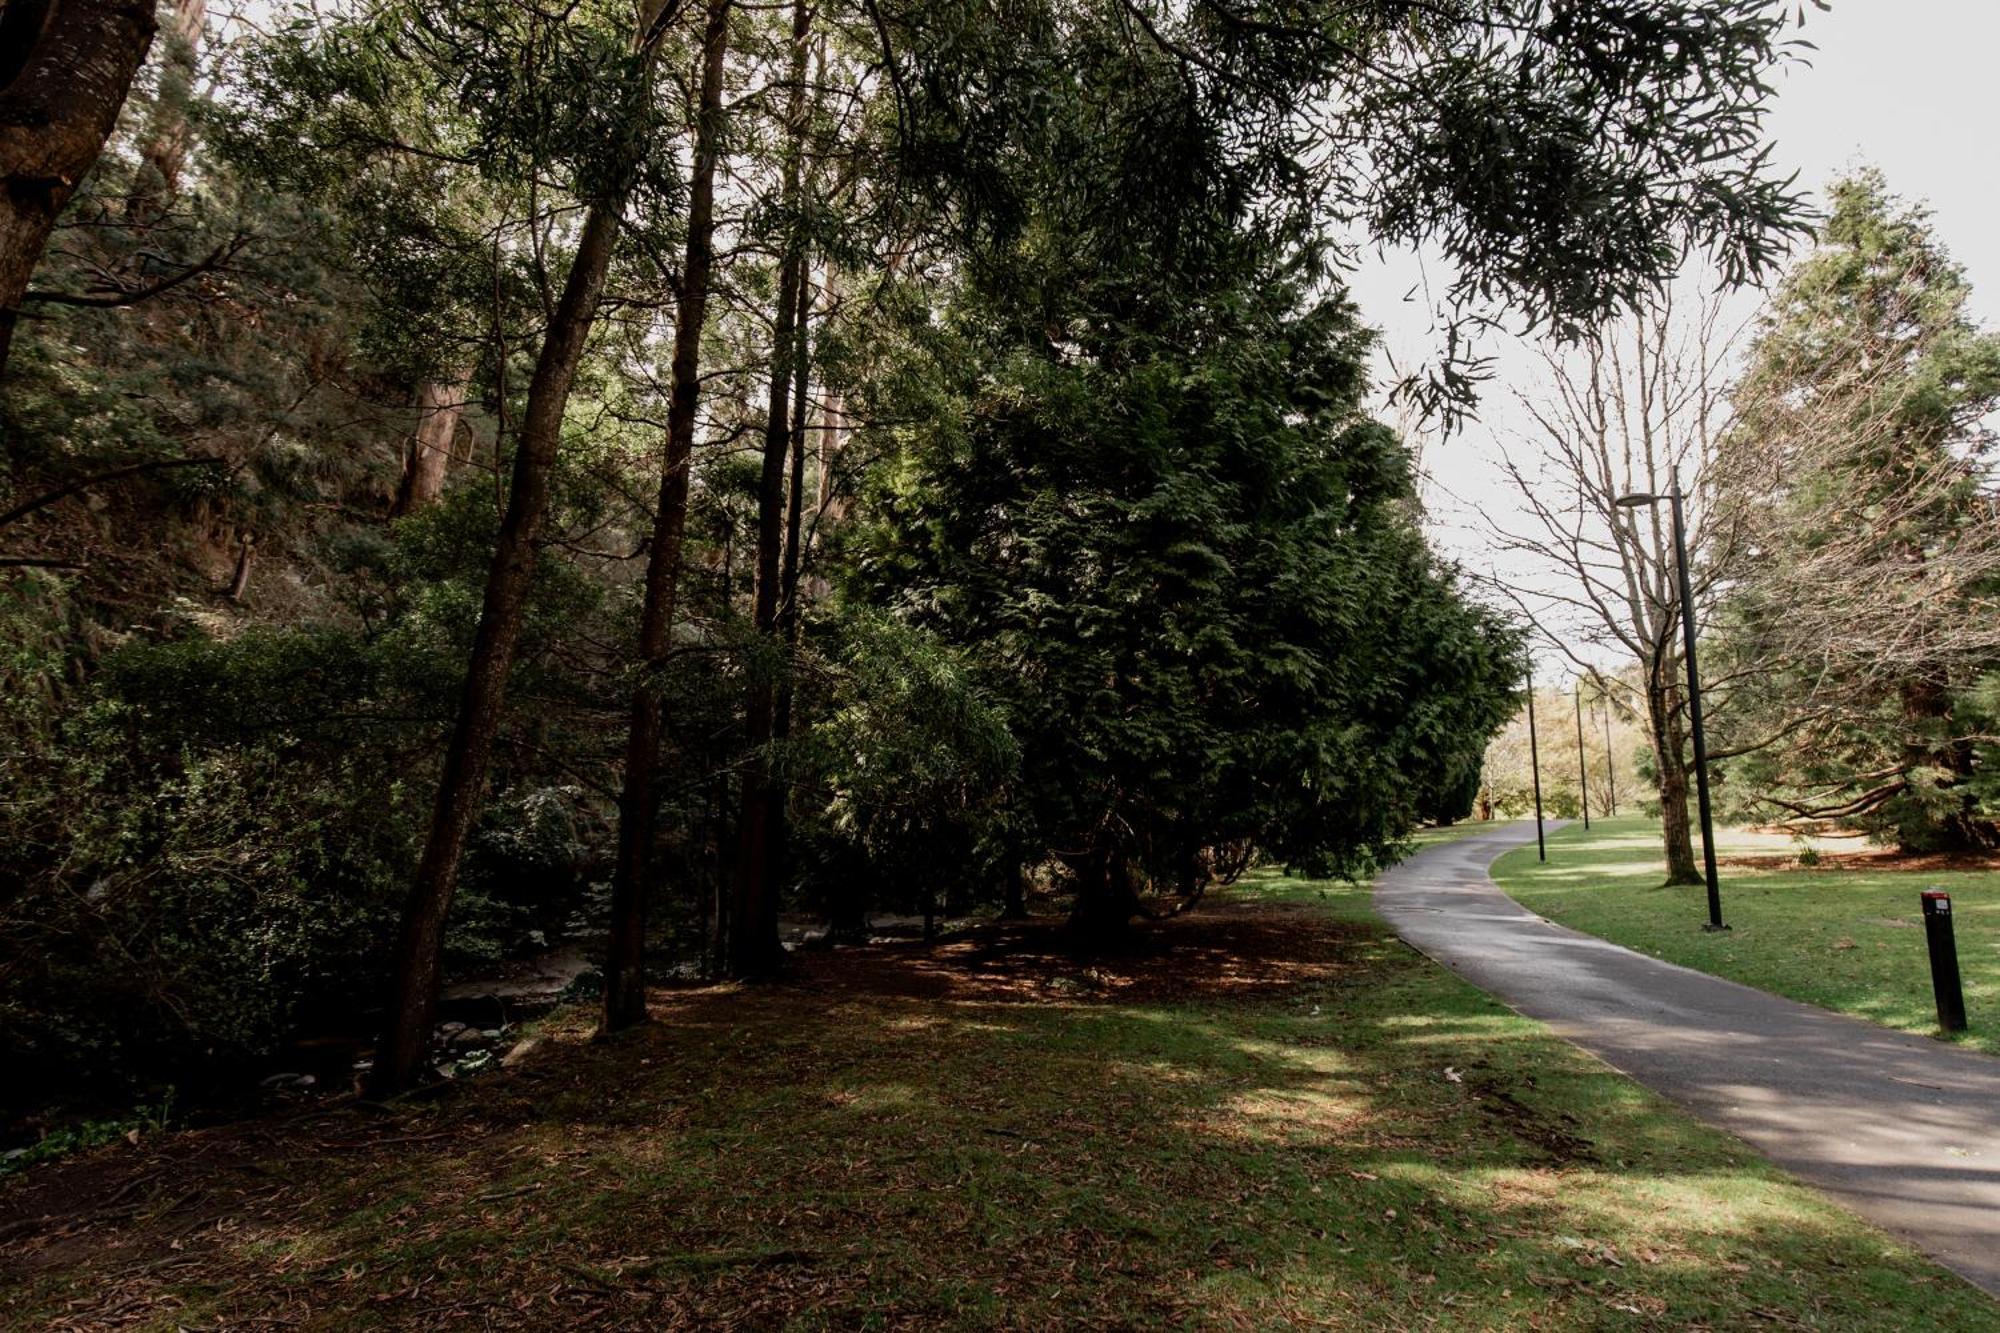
top-left (1573, 681), bottom-right (1591, 831)
top-left (1615, 469), bottom-right (1726, 931)
top-left (1526, 661), bottom-right (1545, 862)
top-left (1601, 695), bottom-right (1618, 816)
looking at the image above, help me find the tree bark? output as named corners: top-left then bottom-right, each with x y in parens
top-left (724, 0), bottom-right (809, 981)
top-left (1646, 670), bottom-right (1702, 886)
top-left (772, 257), bottom-right (811, 746)
top-left (390, 374), bottom-right (469, 516)
top-left (0, 0), bottom-right (158, 378)
top-left (226, 529), bottom-right (254, 600)
top-left (373, 154), bottom-right (644, 1090)
top-left (600, 0), bottom-right (732, 1033)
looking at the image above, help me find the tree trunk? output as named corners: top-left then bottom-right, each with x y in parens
top-left (725, 0), bottom-right (809, 981)
top-left (1646, 671), bottom-right (1702, 886)
top-left (1000, 862), bottom-right (1027, 919)
top-left (372, 183), bottom-right (633, 1092)
top-left (772, 258), bottom-right (811, 746)
top-left (1896, 673), bottom-right (1992, 852)
top-left (600, 0), bottom-right (732, 1033)
top-left (1066, 849), bottom-right (1141, 951)
top-left (763, 249), bottom-right (812, 893)
top-left (126, 0), bottom-right (205, 221)
top-left (707, 772), bottom-right (736, 974)
top-left (226, 529), bottom-right (254, 600)
top-left (391, 374), bottom-right (469, 516)
top-left (0, 0), bottom-right (158, 378)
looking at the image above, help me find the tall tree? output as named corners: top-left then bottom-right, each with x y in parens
top-left (0, 0), bottom-right (157, 377)
top-left (601, 0), bottom-right (733, 1031)
top-left (726, 0), bottom-right (813, 979)
top-left (1489, 294), bottom-right (1744, 885)
top-left (374, 0), bottom-right (680, 1091)
top-left (847, 246), bottom-right (1522, 940)
top-left (1714, 172), bottom-right (2000, 849)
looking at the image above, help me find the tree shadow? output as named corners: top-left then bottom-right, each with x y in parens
top-left (1, 889), bottom-right (1991, 1329)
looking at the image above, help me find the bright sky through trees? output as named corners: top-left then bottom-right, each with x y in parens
top-left (1370, 0), bottom-right (2000, 669)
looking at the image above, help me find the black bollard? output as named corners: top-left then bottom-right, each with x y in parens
top-left (1920, 890), bottom-right (1968, 1035)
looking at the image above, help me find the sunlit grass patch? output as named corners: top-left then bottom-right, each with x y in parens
top-left (3, 844), bottom-right (1993, 1328)
top-left (1497, 815), bottom-right (2000, 1052)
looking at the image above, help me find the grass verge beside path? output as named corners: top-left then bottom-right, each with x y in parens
top-left (2, 844), bottom-right (1991, 1328)
top-left (1494, 816), bottom-right (2000, 1055)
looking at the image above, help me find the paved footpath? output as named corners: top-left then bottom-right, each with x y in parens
top-left (1376, 821), bottom-right (2000, 1298)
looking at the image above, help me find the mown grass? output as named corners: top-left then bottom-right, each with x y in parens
top-left (1494, 816), bottom-right (2000, 1053)
top-left (2, 846), bottom-right (1993, 1329)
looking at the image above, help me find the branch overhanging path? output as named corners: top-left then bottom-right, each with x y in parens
top-left (1375, 822), bottom-right (2000, 1300)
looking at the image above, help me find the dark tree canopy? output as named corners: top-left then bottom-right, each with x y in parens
top-left (0, 0), bottom-right (1798, 1110)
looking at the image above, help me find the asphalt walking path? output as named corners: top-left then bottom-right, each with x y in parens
top-left (1375, 821), bottom-right (2000, 1298)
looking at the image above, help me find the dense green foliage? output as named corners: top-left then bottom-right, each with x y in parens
top-left (846, 262), bottom-right (1521, 908)
top-left (2, 0), bottom-right (1809, 1122)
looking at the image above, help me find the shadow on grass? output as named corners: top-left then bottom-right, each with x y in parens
top-left (2, 878), bottom-right (1992, 1330)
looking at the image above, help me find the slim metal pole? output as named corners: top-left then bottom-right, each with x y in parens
top-left (1527, 663), bottom-right (1545, 862)
top-left (1574, 682), bottom-right (1591, 830)
top-left (1668, 471), bottom-right (1725, 930)
top-left (1601, 697), bottom-right (1618, 816)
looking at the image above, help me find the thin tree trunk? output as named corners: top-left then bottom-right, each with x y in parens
top-left (766, 257), bottom-right (811, 864)
top-left (1001, 863), bottom-right (1027, 919)
top-left (126, 0), bottom-right (206, 221)
top-left (226, 529), bottom-right (254, 600)
top-left (368, 0), bottom-right (685, 1080)
top-left (600, 0), bottom-right (732, 1032)
top-left (391, 374), bottom-right (469, 516)
top-left (0, 0), bottom-right (158, 378)
top-left (708, 771), bottom-right (736, 974)
top-left (725, 0), bottom-right (809, 980)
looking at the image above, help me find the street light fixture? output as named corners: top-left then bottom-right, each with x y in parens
top-left (1614, 470), bottom-right (1727, 931)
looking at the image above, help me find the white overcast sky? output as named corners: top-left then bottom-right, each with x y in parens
top-left (1347, 0), bottom-right (2000, 678)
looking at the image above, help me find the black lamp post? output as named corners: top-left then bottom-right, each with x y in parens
top-left (1573, 681), bottom-right (1591, 831)
top-left (1615, 470), bottom-right (1726, 931)
top-left (1601, 695), bottom-right (1618, 816)
top-left (1526, 661), bottom-right (1545, 862)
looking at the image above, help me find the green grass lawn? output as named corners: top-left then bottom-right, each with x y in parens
top-left (1494, 815), bottom-right (2000, 1054)
top-left (3, 853), bottom-right (1992, 1328)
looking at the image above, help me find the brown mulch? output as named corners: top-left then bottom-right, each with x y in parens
top-left (807, 895), bottom-right (1367, 1006)
top-left (1718, 846), bottom-right (2000, 874)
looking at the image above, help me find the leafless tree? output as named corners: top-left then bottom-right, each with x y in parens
top-left (1483, 289), bottom-right (1750, 884)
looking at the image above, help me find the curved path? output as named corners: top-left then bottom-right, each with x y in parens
top-left (1376, 821), bottom-right (2000, 1299)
